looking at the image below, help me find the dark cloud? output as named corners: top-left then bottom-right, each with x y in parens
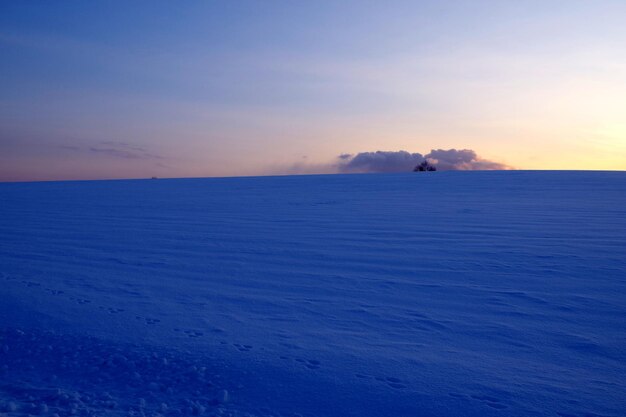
top-left (89, 147), bottom-right (143, 159)
top-left (88, 141), bottom-right (164, 160)
top-left (334, 149), bottom-right (509, 173)
top-left (53, 141), bottom-right (164, 160)
top-left (338, 150), bottom-right (424, 173)
top-left (99, 141), bottom-right (147, 152)
top-left (425, 149), bottom-right (509, 170)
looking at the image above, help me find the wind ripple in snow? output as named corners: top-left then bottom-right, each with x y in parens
top-left (0, 171), bottom-right (625, 417)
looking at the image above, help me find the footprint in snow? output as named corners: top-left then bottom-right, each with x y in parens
top-left (381, 376), bottom-right (407, 389)
top-left (294, 358), bottom-right (321, 370)
top-left (470, 394), bottom-right (508, 409)
top-left (135, 316), bottom-right (161, 325)
top-left (174, 329), bottom-right (203, 338)
top-left (278, 355), bottom-right (322, 370)
top-left (363, 375), bottom-right (407, 389)
top-left (70, 297), bottom-right (91, 305)
top-left (233, 343), bottom-right (253, 352)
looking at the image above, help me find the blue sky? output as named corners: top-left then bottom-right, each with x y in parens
top-left (1, 1), bottom-right (625, 181)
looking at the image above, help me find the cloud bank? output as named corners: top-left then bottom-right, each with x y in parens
top-left (423, 149), bottom-right (509, 171)
top-left (338, 151), bottom-right (425, 173)
top-left (280, 148), bottom-right (509, 175)
top-left (335, 149), bottom-right (509, 173)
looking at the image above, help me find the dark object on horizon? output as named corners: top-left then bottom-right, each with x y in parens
top-left (414, 160), bottom-right (437, 172)
top-left (151, 176), bottom-right (158, 180)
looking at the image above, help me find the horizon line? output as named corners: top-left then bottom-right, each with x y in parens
top-left (2, 169), bottom-right (626, 185)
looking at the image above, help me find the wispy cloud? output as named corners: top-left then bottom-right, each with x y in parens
top-left (88, 141), bottom-right (164, 160)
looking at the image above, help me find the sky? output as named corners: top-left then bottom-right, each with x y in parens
top-left (1, 1), bottom-right (625, 181)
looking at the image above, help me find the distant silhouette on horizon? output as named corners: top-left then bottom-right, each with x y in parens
top-left (413, 160), bottom-right (437, 172)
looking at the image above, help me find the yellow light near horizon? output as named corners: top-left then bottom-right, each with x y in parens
top-left (594, 124), bottom-right (626, 148)
top-left (587, 124), bottom-right (626, 169)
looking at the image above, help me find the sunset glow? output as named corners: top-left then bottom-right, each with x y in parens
top-left (1, 1), bottom-right (625, 181)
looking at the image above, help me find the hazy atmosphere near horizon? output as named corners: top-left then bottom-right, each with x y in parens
top-left (1, 1), bottom-right (625, 181)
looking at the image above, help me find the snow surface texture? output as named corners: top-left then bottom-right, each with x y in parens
top-left (1, 171), bottom-right (625, 417)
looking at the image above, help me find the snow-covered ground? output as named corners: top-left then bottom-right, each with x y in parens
top-left (1, 171), bottom-right (625, 417)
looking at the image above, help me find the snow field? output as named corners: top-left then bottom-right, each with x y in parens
top-left (1, 171), bottom-right (625, 416)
